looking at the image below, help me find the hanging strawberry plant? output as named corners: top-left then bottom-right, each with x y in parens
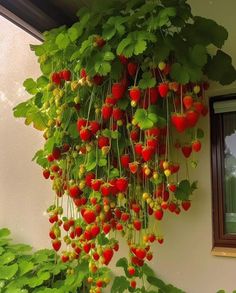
top-left (13, 0), bottom-right (236, 292)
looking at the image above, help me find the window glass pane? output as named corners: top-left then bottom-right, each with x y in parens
top-left (223, 112), bottom-right (236, 234)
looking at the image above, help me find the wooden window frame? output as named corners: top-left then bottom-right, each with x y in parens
top-left (210, 94), bottom-right (236, 248)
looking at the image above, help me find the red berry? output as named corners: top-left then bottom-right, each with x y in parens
top-left (129, 87), bottom-right (141, 102)
top-left (134, 248), bottom-right (146, 260)
top-left (183, 95), bottom-right (193, 109)
top-left (171, 113), bottom-right (187, 133)
top-left (98, 136), bottom-right (109, 149)
top-left (116, 177), bottom-right (128, 192)
top-left (112, 107), bottom-right (123, 121)
top-left (142, 147), bottom-right (154, 162)
top-left (52, 147), bottom-right (61, 160)
top-left (186, 110), bottom-right (199, 128)
top-left (133, 219), bottom-right (142, 231)
top-left (82, 209), bottom-right (96, 224)
top-left (181, 145), bottom-right (192, 158)
top-left (182, 200), bottom-right (191, 211)
top-left (154, 209), bottom-right (164, 220)
top-left (43, 169), bottom-right (50, 179)
top-left (103, 248), bottom-right (114, 265)
top-left (120, 154), bottom-right (130, 168)
top-left (51, 72), bottom-right (61, 85)
top-left (52, 239), bottom-right (61, 251)
top-left (77, 118), bottom-right (87, 132)
top-left (102, 104), bottom-right (113, 120)
top-left (69, 185), bottom-right (82, 198)
top-left (112, 83), bottom-right (125, 100)
top-left (103, 223), bottom-right (111, 234)
top-left (158, 83), bottom-right (169, 97)
top-left (130, 280), bottom-right (137, 289)
top-left (127, 62), bottom-right (138, 77)
top-left (89, 121), bottom-right (100, 134)
top-left (192, 140), bottom-right (201, 152)
top-left (80, 127), bottom-right (92, 142)
top-left (61, 69), bottom-right (71, 81)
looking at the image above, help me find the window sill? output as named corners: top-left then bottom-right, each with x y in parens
top-left (212, 247), bottom-right (236, 258)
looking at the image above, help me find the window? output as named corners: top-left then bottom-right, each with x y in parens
top-left (210, 95), bottom-right (236, 247)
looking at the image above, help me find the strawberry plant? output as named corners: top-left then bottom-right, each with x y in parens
top-left (13, 0), bottom-right (236, 291)
top-left (0, 228), bottom-right (110, 292)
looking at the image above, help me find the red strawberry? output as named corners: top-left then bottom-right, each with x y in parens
top-left (69, 185), bottom-right (82, 198)
top-left (147, 138), bottom-right (158, 149)
top-left (115, 208), bottom-right (122, 219)
top-left (193, 101), bottom-right (204, 113)
top-left (168, 183), bottom-right (177, 192)
top-left (75, 226), bottom-right (83, 237)
top-left (121, 212), bottom-right (130, 222)
top-left (134, 143), bottom-right (143, 155)
top-left (118, 55), bottom-right (128, 64)
top-left (77, 118), bottom-right (87, 132)
top-left (129, 161), bottom-right (139, 174)
top-left (43, 169), bottom-right (50, 179)
top-left (121, 154), bottom-right (130, 168)
top-left (52, 239), bottom-right (61, 251)
top-left (98, 136), bottom-right (109, 149)
top-left (95, 36), bottom-right (106, 47)
top-left (89, 121), bottom-right (100, 134)
top-left (116, 177), bottom-right (128, 192)
top-left (186, 110), bottom-right (199, 128)
top-left (134, 248), bottom-right (146, 260)
top-left (158, 83), bottom-right (169, 97)
top-left (61, 69), bottom-right (71, 81)
top-left (182, 200), bottom-right (191, 211)
top-left (146, 252), bottom-right (153, 261)
top-left (102, 104), bottom-right (113, 120)
top-left (149, 234), bottom-right (156, 243)
top-left (85, 172), bottom-right (96, 187)
top-left (47, 154), bottom-right (54, 162)
top-left (128, 266), bottom-right (136, 276)
top-left (103, 223), bottom-right (111, 234)
top-left (93, 252), bottom-right (100, 261)
top-left (147, 87), bottom-right (159, 104)
top-left (132, 203), bottom-right (141, 213)
top-left (127, 62), bottom-right (138, 77)
top-left (133, 219), bottom-right (142, 231)
top-left (130, 280), bottom-right (137, 289)
top-left (83, 242), bottom-right (91, 253)
top-left (171, 113), bottom-right (187, 133)
top-left (101, 183), bottom-right (111, 197)
top-left (181, 145), bottom-right (192, 158)
top-left (103, 248), bottom-right (114, 265)
top-left (129, 87), bottom-right (141, 102)
top-left (93, 74), bottom-right (103, 85)
top-left (192, 140), bottom-right (201, 152)
top-left (91, 179), bottom-right (103, 191)
top-left (105, 95), bottom-right (117, 105)
top-left (52, 147), bottom-right (61, 160)
top-left (112, 107), bottom-right (123, 121)
top-left (82, 209), bottom-right (96, 224)
top-left (154, 209), bottom-right (163, 220)
top-left (145, 127), bottom-right (160, 138)
top-left (113, 242), bottom-right (119, 251)
top-left (183, 95), bottom-right (193, 109)
top-left (112, 83), bottom-right (125, 100)
top-left (51, 72), bottom-right (61, 85)
top-left (142, 147), bottom-right (154, 162)
top-left (91, 225), bottom-right (100, 237)
top-left (130, 129), bottom-right (139, 142)
top-left (80, 127), bottom-right (91, 141)
top-left (49, 230), bottom-right (56, 239)
top-left (80, 68), bottom-right (87, 78)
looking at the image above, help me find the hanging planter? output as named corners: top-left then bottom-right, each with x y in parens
top-left (14, 0), bottom-right (236, 292)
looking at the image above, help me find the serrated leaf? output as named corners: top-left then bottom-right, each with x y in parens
top-left (139, 119), bottom-right (154, 130)
top-left (134, 109), bottom-right (147, 122)
top-left (55, 33), bottom-right (70, 49)
top-left (148, 113), bottom-right (158, 123)
top-left (134, 39), bottom-right (147, 55)
top-left (156, 7), bottom-right (176, 27)
top-left (13, 101), bottom-right (32, 118)
top-left (142, 263), bottom-right (155, 277)
top-left (98, 158), bottom-right (107, 167)
top-left (103, 51), bottom-right (115, 61)
top-left (117, 37), bottom-right (132, 56)
top-left (204, 50), bottom-right (236, 85)
top-left (116, 257), bottom-right (128, 270)
top-left (189, 44), bottom-right (207, 67)
top-left (23, 78), bottom-right (37, 94)
top-left (18, 260), bottom-right (34, 276)
top-left (0, 263), bottom-right (18, 280)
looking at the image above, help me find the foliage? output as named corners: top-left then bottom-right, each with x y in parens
top-left (12, 0), bottom-right (236, 292)
top-left (0, 228), bottom-right (109, 293)
top-left (111, 257), bottom-right (185, 292)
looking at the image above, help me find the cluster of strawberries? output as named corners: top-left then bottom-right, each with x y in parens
top-left (44, 51), bottom-right (208, 292)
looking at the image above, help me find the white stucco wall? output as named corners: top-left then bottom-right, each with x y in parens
top-left (0, 16), bottom-right (51, 249)
top-left (1, 1), bottom-right (236, 292)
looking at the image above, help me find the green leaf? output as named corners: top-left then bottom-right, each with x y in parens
top-left (19, 260), bottom-right (34, 276)
top-left (182, 16), bottom-right (228, 48)
top-left (147, 276), bottom-right (166, 289)
top-left (156, 7), bottom-right (176, 27)
top-left (13, 101), bottom-right (32, 118)
top-left (117, 36), bottom-right (132, 56)
top-left (175, 180), bottom-right (192, 200)
top-left (103, 51), bottom-right (115, 61)
top-left (204, 50), bottom-right (236, 85)
top-left (25, 107), bottom-right (48, 131)
top-left (142, 263), bottom-right (155, 277)
top-left (37, 76), bottom-right (49, 88)
top-left (0, 252), bottom-right (15, 265)
top-left (134, 39), bottom-right (147, 55)
top-left (98, 158), bottom-right (107, 167)
top-left (0, 263), bottom-right (18, 280)
top-left (55, 33), bottom-right (70, 49)
top-left (196, 128), bottom-right (204, 139)
top-left (139, 119), bottom-right (154, 130)
top-left (116, 257), bottom-right (128, 270)
top-left (97, 234), bottom-right (109, 245)
top-left (23, 78), bottom-right (37, 94)
top-left (189, 45), bottom-right (207, 67)
top-left (134, 109), bottom-right (147, 122)
top-left (148, 113), bottom-right (158, 123)
top-left (138, 72), bottom-right (156, 89)
top-left (111, 276), bottom-right (129, 293)
top-left (0, 228), bottom-right (10, 238)
top-left (170, 63), bottom-right (189, 84)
